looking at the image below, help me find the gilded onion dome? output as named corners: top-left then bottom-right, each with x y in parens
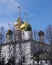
top-left (14, 17), bottom-right (23, 26)
top-left (20, 22), bottom-right (32, 31)
top-left (14, 17), bottom-right (24, 31)
top-left (14, 6), bottom-right (24, 31)
top-left (6, 29), bottom-right (13, 35)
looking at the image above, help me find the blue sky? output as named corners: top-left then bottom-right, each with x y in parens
top-left (0, 0), bottom-right (52, 31)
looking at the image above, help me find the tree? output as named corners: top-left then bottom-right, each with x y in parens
top-left (45, 24), bottom-right (52, 65)
top-left (33, 30), bottom-right (38, 41)
top-left (6, 56), bottom-right (15, 65)
top-left (0, 26), bottom-right (5, 60)
top-left (1, 57), bottom-right (5, 65)
top-left (31, 53), bottom-right (40, 65)
top-left (0, 57), bottom-right (5, 65)
top-left (45, 24), bottom-right (52, 44)
top-left (0, 26), bottom-right (5, 44)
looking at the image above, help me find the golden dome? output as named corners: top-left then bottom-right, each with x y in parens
top-left (14, 17), bottom-right (24, 31)
top-left (14, 17), bottom-right (21, 26)
top-left (20, 22), bottom-right (28, 29)
top-left (14, 21), bottom-right (18, 26)
top-left (20, 22), bottom-right (32, 31)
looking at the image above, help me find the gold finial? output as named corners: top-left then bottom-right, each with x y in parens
top-left (18, 6), bottom-right (21, 17)
top-left (24, 13), bottom-right (28, 22)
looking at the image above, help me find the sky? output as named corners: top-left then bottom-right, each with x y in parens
top-left (0, 0), bottom-right (52, 31)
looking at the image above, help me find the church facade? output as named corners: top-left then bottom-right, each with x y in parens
top-left (0, 7), bottom-right (52, 65)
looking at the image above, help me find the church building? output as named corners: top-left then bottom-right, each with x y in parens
top-left (0, 7), bottom-right (52, 65)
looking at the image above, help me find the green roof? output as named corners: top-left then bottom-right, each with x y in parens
top-left (25, 24), bottom-right (32, 31)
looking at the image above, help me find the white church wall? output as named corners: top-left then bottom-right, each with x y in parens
top-left (15, 43), bottom-right (20, 64)
top-left (1, 43), bottom-right (21, 64)
top-left (0, 40), bottom-right (52, 65)
top-left (1, 45), bottom-right (9, 63)
top-left (24, 42), bottom-right (33, 64)
top-left (22, 31), bottom-right (32, 40)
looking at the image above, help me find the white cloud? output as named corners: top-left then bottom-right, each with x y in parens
top-left (0, 0), bottom-right (20, 16)
top-left (0, 0), bottom-right (19, 6)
